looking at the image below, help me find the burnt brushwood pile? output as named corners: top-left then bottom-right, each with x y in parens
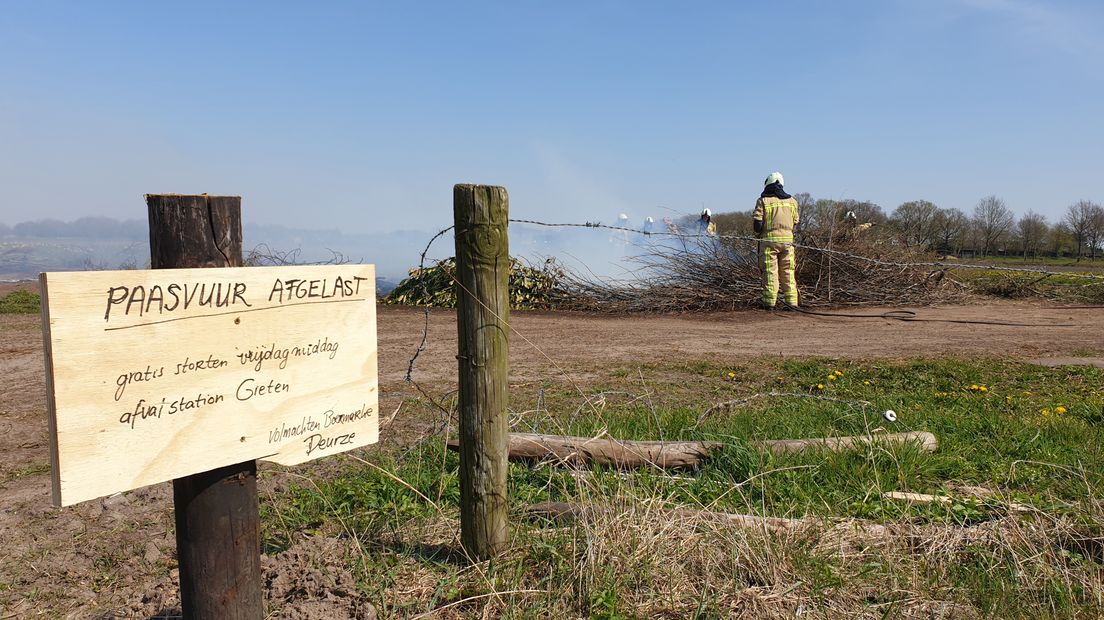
top-left (385, 225), bottom-right (967, 313)
top-left (552, 234), bottom-right (965, 312)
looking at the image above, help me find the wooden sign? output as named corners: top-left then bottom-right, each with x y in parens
top-left (39, 265), bottom-right (379, 506)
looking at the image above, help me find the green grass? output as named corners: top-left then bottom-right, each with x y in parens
top-left (953, 268), bottom-right (1104, 302)
top-left (3, 463), bottom-right (50, 482)
top-left (974, 254), bottom-right (1104, 268)
top-left (262, 357), bottom-right (1104, 618)
top-left (0, 290), bottom-right (40, 314)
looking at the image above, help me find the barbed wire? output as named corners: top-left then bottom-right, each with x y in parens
top-left (401, 217), bottom-right (1102, 382)
top-left (404, 225), bottom-right (453, 383)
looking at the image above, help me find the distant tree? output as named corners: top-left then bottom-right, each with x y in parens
top-left (70, 216), bottom-right (147, 240)
top-left (932, 207), bottom-right (969, 256)
top-left (711, 210), bottom-right (755, 237)
top-left (804, 199), bottom-right (839, 231)
top-left (890, 200), bottom-right (939, 249)
top-left (13, 218), bottom-right (67, 237)
top-left (1050, 222), bottom-right (1072, 258)
top-left (1016, 211), bottom-right (1049, 260)
top-left (9, 216), bottom-right (146, 240)
top-left (972, 196), bottom-right (1014, 256)
top-left (795, 198), bottom-right (886, 243)
top-left (837, 199), bottom-right (887, 226)
top-left (792, 192), bottom-right (815, 236)
top-left (1064, 200), bottom-right (1096, 260)
top-left (1087, 203), bottom-right (1104, 261)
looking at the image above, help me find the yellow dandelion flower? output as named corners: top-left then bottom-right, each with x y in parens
top-left (727, 372), bottom-right (736, 378)
top-left (834, 370), bottom-right (844, 376)
top-left (816, 384), bottom-right (825, 390)
top-left (1055, 406), bottom-right (1067, 414)
top-left (863, 380), bottom-right (871, 386)
top-left (828, 375), bottom-right (837, 381)
top-left (979, 386), bottom-right (988, 392)
top-left (969, 384), bottom-right (979, 391)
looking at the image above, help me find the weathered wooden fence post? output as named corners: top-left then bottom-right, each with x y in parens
top-left (453, 184), bottom-right (510, 559)
top-left (146, 194), bottom-right (263, 619)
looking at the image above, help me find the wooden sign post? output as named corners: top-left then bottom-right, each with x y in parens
top-left (151, 195), bottom-right (259, 619)
top-left (454, 184), bottom-right (510, 559)
top-left (38, 195), bottom-right (380, 618)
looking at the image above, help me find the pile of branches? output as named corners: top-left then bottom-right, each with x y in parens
top-left (383, 257), bottom-right (565, 310)
top-left (244, 243), bottom-right (350, 266)
top-left (553, 234), bottom-right (965, 312)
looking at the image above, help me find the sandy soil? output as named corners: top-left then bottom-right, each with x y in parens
top-left (383, 303), bottom-right (1103, 385)
top-left (1, 298), bottom-right (1102, 617)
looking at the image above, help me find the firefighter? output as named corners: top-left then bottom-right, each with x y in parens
top-left (699, 208), bottom-right (717, 236)
top-left (753, 171), bottom-right (799, 309)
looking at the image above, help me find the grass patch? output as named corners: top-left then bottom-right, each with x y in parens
top-left (0, 290), bottom-right (40, 314)
top-left (262, 357), bottom-right (1104, 617)
top-left (954, 268), bottom-right (1104, 303)
top-left (972, 255), bottom-right (1104, 269)
top-left (3, 463), bottom-right (50, 482)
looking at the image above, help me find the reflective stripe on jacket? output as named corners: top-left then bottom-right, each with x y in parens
top-left (753, 197), bottom-right (799, 242)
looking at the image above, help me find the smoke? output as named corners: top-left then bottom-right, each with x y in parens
top-left (0, 212), bottom-right (715, 284)
top-left (507, 211), bottom-right (712, 282)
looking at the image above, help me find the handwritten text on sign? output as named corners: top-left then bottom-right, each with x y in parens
top-left (40, 265), bottom-right (379, 506)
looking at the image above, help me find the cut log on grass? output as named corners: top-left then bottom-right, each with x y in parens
top-left (883, 490), bottom-right (1031, 513)
top-left (758, 431), bottom-right (938, 456)
top-left (445, 433), bottom-right (723, 468)
top-left (883, 491), bottom-right (952, 505)
top-left (525, 501), bottom-right (891, 537)
top-left (435, 434), bottom-right (715, 468)
top-left (525, 501), bottom-right (804, 532)
top-left (446, 431), bottom-right (938, 469)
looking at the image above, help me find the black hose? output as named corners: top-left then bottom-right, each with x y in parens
top-left (779, 301), bottom-right (1076, 327)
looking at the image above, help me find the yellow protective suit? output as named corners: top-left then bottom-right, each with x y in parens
top-left (753, 196), bottom-right (799, 307)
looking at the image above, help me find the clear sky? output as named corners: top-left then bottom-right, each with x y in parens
top-left (1, 0), bottom-right (1101, 232)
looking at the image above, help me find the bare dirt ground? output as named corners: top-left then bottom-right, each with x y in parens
top-left (1, 291), bottom-right (1102, 617)
top-left (381, 303), bottom-right (1104, 385)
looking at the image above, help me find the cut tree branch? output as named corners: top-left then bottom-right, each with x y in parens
top-left (445, 431), bottom-right (937, 469)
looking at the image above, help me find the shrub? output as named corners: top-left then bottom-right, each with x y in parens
top-left (0, 290), bottom-right (40, 314)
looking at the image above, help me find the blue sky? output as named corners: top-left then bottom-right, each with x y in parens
top-left (1, 0), bottom-right (1101, 232)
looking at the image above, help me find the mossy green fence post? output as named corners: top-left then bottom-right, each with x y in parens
top-left (453, 184), bottom-right (510, 559)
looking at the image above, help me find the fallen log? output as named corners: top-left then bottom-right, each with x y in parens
top-left (444, 431), bottom-right (937, 469)
top-left (883, 490), bottom-right (1031, 513)
top-left (446, 433), bottom-right (723, 468)
top-left (759, 431), bottom-right (938, 456)
top-left (525, 501), bottom-right (804, 532)
top-left (883, 491), bottom-right (952, 505)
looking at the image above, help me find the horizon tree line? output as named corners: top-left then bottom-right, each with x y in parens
top-left (712, 194), bottom-right (1104, 261)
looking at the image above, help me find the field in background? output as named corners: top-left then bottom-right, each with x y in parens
top-left (968, 254), bottom-right (1104, 271)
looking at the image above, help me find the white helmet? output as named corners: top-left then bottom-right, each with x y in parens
top-left (764, 171), bottom-right (785, 186)
top-left (645, 216), bottom-right (654, 224)
top-left (618, 213), bottom-right (629, 221)
top-left (701, 208), bottom-right (711, 217)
